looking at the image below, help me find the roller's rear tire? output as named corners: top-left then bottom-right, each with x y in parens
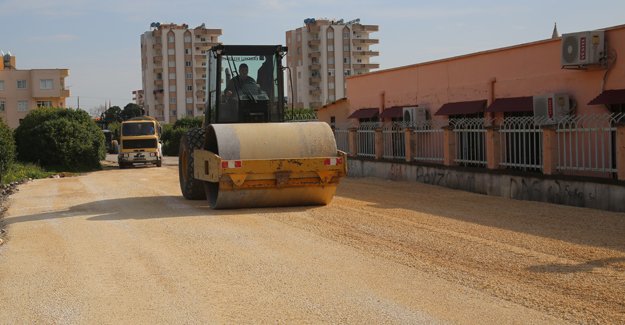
top-left (179, 128), bottom-right (206, 200)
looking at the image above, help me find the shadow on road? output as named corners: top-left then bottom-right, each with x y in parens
top-left (336, 178), bottom-right (625, 252)
top-left (3, 195), bottom-right (318, 226)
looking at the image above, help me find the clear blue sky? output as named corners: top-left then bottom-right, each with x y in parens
top-left (1, 0), bottom-right (624, 114)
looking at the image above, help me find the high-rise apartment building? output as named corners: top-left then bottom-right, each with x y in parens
top-left (286, 18), bottom-right (379, 109)
top-left (140, 23), bottom-right (221, 123)
top-left (0, 52), bottom-right (70, 128)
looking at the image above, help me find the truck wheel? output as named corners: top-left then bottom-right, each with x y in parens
top-left (179, 128), bottom-right (206, 200)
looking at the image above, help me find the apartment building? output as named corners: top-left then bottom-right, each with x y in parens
top-left (0, 52), bottom-right (70, 128)
top-left (286, 18), bottom-right (379, 109)
top-left (132, 89), bottom-right (144, 107)
top-left (140, 23), bottom-right (221, 124)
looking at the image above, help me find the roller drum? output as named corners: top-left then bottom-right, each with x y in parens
top-left (205, 122), bottom-right (340, 209)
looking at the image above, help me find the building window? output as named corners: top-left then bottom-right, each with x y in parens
top-left (0, 100), bottom-right (4, 112)
top-left (186, 85), bottom-right (193, 91)
top-left (328, 57), bottom-right (334, 65)
top-left (297, 71), bottom-right (301, 78)
top-left (168, 35), bottom-right (174, 43)
top-left (328, 69), bottom-right (335, 77)
top-left (327, 31), bottom-right (334, 39)
top-left (185, 61), bottom-right (191, 67)
top-left (168, 61), bottom-right (175, 67)
top-left (0, 80), bottom-right (4, 91)
top-left (169, 97), bottom-right (176, 104)
top-left (17, 80), bottom-right (27, 89)
top-left (327, 44), bottom-right (334, 51)
top-left (343, 45), bottom-right (350, 51)
top-left (40, 79), bottom-right (53, 90)
top-left (168, 48), bottom-right (175, 55)
top-left (36, 101), bottom-right (52, 108)
top-left (344, 69), bottom-right (351, 76)
top-left (184, 36), bottom-right (191, 42)
top-left (329, 94), bottom-right (335, 101)
top-left (17, 100), bottom-right (28, 111)
top-left (169, 85), bottom-right (176, 92)
top-left (343, 57), bottom-right (350, 64)
top-left (328, 83), bottom-right (335, 89)
top-left (169, 73), bottom-right (175, 79)
top-left (186, 97), bottom-right (193, 104)
top-left (343, 31), bottom-right (350, 39)
top-left (184, 48), bottom-right (191, 55)
top-left (186, 73), bottom-right (193, 79)
top-left (156, 73), bottom-right (163, 80)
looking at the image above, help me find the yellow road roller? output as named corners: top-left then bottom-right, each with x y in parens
top-left (179, 45), bottom-right (346, 209)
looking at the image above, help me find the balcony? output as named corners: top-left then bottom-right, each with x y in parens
top-left (353, 50), bottom-right (379, 57)
top-left (153, 56), bottom-right (163, 64)
top-left (309, 76), bottom-right (321, 84)
top-left (60, 69), bottom-right (69, 77)
top-left (153, 67), bottom-right (163, 74)
top-left (308, 52), bottom-right (320, 58)
top-left (153, 43), bottom-right (162, 50)
top-left (352, 63), bottom-right (380, 69)
top-left (351, 25), bottom-right (379, 32)
top-left (308, 39), bottom-right (320, 47)
top-left (309, 87), bottom-right (321, 96)
top-left (352, 38), bottom-right (379, 45)
top-left (60, 89), bottom-right (70, 97)
top-left (154, 80), bottom-right (163, 87)
top-left (309, 63), bottom-right (321, 70)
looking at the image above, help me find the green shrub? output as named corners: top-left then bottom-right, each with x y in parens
top-left (0, 117), bottom-right (15, 182)
top-left (162, 128), bottom-right (188, 156)
top-left (108, 121), bottom-right (121, 141)
top-left (14, 107), bottom-right (105, 171)
top-left (1, 162), bottom-right (53, 184)
top-left (173, 116), bottom-right (203, 130)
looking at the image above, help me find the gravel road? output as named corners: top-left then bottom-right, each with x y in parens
top-left (0, 158), bottom-right (623, 324)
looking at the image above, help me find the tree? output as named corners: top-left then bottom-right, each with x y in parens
top-left (0, 117), bottom-right (15, 183)
top-left (121, 103), bottom-right (144, 120)
top-left (15, 108), bottom-right (105, 171)
top-left (103, 106), bottom-right (122, 124)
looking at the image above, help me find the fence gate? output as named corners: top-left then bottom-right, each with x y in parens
top-left (556, 113), bottom-right (624, 176)
top-left (499, 116), bottom-right (543, 171)
top-left (382, 122), bottom-right (406, 160)
top-left (451, 118), bottom-right (487, 166)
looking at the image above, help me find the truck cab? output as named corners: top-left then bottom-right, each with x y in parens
top-left (118, 116), bottom-right (162, 168)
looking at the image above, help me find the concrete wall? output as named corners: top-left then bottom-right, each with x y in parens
top-left (348, 159), bottom-right (625, 213)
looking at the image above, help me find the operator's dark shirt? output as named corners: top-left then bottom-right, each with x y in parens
top-left (225, 75), bottom-right (256, 94)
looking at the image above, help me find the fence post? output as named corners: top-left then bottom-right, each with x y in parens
top-left (616, 122), bottom-right (625, 181)
top-left (375, 127), bottom-right (383, 159)
top-left (542, 125), bottom-right (558, 175)
top-left (348, 127), bottom-right (358, 157)
top-left (485, 126), bottom-right (500, 170)
top-left (443, 126), bottom-right (455, 166)
top-left (404, 127), bottom-right (413, 162)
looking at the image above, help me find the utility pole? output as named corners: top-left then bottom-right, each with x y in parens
top-left (77, 96), bottom-right (80, 109)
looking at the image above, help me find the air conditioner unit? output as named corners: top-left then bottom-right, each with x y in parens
top-left (403, 106), bottom-right (427, 123)
top-left (533, 94), bottom-right (571, 125)
top-left (561, 31), bottom-right (605, 67)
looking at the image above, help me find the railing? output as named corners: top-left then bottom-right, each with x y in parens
top-left (556, 113), bottom-right (624, 175)
top-left (450, 118), bottom-right (488, 166)
top-left (382, 122), bottom-right (406, 160)
top-left (413, 120), bottom-right (446, 163)
top-left (499, 116), bottom-right (544, 171)
top-left (333, 128), bottom-right (349, 152)
top-left (357, 122), bottom-right (379, 158)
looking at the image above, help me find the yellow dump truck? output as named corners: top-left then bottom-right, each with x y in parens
top-left (118, 116), bottom-right (162, 168)
top-left (178, 45), bottom-right (346, 209)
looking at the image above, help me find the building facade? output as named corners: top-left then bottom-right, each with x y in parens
top-left (140, 23), bottom-right (221, 124)
top-left (286, 18), bottom-right (379, 109)
top-left (132, 89), bottom-right (144, 107)
top-left (0, 52), bottom-right (69, 128)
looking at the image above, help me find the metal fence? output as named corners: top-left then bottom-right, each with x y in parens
top-left (333, 128), bottom-right (350, 152)
top-left (499, 116), bottom-right (544, 171)
top-left (382, 122), bottom-right (407, 160)
top-left (357, 122), bottom-right (379, 158)
top-left (450, 118), bottom-right (488, 166)
top-left (556, 113), bottom-right (624, 175)
top-left (413, 120), bottom-right (446, 163)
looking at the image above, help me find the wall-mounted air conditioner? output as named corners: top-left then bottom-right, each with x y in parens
top-left (533, 94), bottom-right (571, 125)
top-left (561, 30), bottom-right (605, 68)
top-left (403, 106), bottom-right (427, 123)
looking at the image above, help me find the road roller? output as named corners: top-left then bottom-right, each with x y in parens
top-left (178, 45), bottom-right (347, 209)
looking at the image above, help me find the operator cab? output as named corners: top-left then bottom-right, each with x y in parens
top-left (206, 45), bottom-right (286, 124)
